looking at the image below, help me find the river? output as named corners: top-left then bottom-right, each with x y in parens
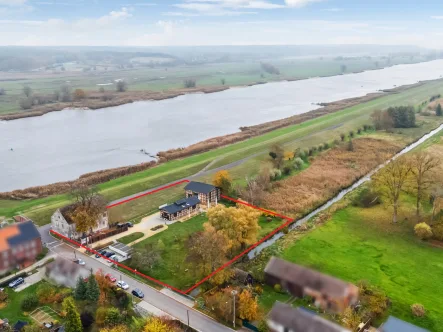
top-left (2, 60), bottom-right (443, 191)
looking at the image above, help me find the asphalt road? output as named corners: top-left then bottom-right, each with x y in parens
top-left (41, 229), bottom-right (232, 332)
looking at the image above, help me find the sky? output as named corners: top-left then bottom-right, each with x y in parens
top-left (1, 0), bottom-right (443, 47)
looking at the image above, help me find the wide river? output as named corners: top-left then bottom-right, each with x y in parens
top-left (2, 60), bottom-right (443, 191)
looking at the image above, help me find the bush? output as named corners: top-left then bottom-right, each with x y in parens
top-left (116, 81), bottom-right (128, 92)
top-left (81, 311), bottom-right (95, 329)
top-left (293, 157), bottom-right (304, 170)
top-left (414, 223), bottom-right (433, 240)
top-left (104, 308), bottom-right (121, 327)
top-left (347, 139), bottom-right (354, 152)
top-left (323, 142), bottom-right (330, 150)
top-left (274, 284), bottom-right (282, 293)
top-left (282, 166), bottom-right (291, 176)
top-left (318, 145), bottom-right (323, 152)
top-left (349, 130), bottom-right (355, 138)
top-left (21, 293), bottom-right (38, 311)
top-left (411, 303), bottom-right (426, 317)
top-left (363, 124), bottom-right (369, 131)
top-left (352, 188), bottom-right (380, 208)
top-left (0, 290), bottom-right (8, 303)
top-left (270, 168), bottom-right (282, 180)
top-left (19, 97), bottom-right (33, 110)
top-left (357, 128), bottom-right (362, 134)
top-left (340, 133), bottom-right (346, 141)
top-left (150, 224), bottom-right (164, 231)
top-left (432, 223), bottom-right (443, 241)
top-left (184, 79), bottom-right (196, 88)
top-left (436, 104), bottom-right (443, 116)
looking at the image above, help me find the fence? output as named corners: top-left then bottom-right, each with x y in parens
top-left (82, 226), bottom-right (128, 244)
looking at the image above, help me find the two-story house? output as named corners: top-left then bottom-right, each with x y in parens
top-left (0, 221), bottom-right (43, 274)
top-left (51, 204), bottom-right (109, 240)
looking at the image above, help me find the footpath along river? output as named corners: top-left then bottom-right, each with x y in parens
top-left (247, 123), bottom-right (443, 259)
top-left (2, 60), bottom-right (443, 191)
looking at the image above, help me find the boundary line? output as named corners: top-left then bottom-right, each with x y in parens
top-left (64, 181), bottom-right (295, 294)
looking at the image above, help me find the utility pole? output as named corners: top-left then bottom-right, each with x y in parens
top-left (232, 290), bottom-right (238, 328)
top-left (74, 250), bottom-right (77, 259)
top-left (187, 310), bottom-right (190, 327)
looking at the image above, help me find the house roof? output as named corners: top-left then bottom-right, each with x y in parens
top-left (381, 316), bottom-right (429, 332)
top-left (0, 221), bottom-right (40, 252)
top-left (59, 204), bottom-right (78, 225)
top-left (184, 181), bottom-right (216, 194)
top-left (268, 302), bottom-right (349, 332)
top-left (264, 257), bottom-right (353, 298)
top-left (160, 196), bottom-right (200, 214)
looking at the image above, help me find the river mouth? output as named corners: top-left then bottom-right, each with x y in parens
top-left (2, 60), bottom-right (443, 191)
top-left (247, 123), bottom-right (443, 259)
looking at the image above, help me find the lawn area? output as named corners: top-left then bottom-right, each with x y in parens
top-left (278, 205), bottom-right (443, 331)
top-left (1, 282), bottom-right (41, 324)
top-left (117, 232), bottom-right (144, 245)
top-left (130, 213), bottom-right (208, 290)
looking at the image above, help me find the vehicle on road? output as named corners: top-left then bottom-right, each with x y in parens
top-left (8, 277), bottom-right (24, 288)
top-left (96, 250), bottom-right (107, 258)
top-left (74, 259), bottom-right (86, 266)
top-left (105, 274), bottom-right (117, 282)
top-left (132, 288), bottom-right (144, 298)
top-left (117, 281), bottom-right (129, 290)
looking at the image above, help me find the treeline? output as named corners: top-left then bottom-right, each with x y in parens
top-left (371, 106), bottom-right (416, 130)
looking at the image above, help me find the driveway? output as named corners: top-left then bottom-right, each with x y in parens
top-left (14, 270), bottom-right (44, 292)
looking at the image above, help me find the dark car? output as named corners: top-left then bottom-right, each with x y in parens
top-left (104, 252), bottom-right (114, 258)
top-left (132, 288), bottom-right (144, 298)
top-left (95, 250), bottom-right (107, 258)
top-left (8, 277), bottom-right (24, 288)
top-left (125, 222), bottom-right (133, 228)
top-left (116, 223), bottom-right (124, 228)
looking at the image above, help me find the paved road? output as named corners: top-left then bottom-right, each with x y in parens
top-left (108, 123), bottom-right (344, 207)
top-left (42, 234), bottom-right (232, 332)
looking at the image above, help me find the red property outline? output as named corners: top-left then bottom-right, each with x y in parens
top-left (51, 180), bottom-right (294, 295)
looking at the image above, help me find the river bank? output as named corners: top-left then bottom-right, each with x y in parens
top-left (0, 80), bottom-right (428, 199)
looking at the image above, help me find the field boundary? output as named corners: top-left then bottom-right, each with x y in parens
top-left (51, 181), bottom-right (295, 294)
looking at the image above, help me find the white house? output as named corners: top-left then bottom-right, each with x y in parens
top-left (51, 204), bottom-right (109, 239)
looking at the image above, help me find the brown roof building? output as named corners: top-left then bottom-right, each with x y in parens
top-left (264, 257), bottom-right (359, 314)
top-left (268, 302), bottom-right (350, 332)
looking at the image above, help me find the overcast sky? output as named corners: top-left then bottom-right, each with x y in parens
top-left (1, 0), bottom-right (443, 47)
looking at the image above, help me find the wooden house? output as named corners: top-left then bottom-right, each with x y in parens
top-left (184, 181), bottom-right (220, 208)
top-left (264, 257), bottom-right (359, 314)
top-left (160, 196), bottom-right (201, 221)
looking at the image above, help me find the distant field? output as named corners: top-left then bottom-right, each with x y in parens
top-left (1, 79), bottom-right (443, 226)
top-left (0, 54), bottom-right (431, 115)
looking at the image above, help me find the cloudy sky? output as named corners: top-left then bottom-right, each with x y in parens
top-left (1, 0), bottom-right (443, 47)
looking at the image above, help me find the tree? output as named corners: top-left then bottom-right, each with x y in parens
top-left (86, 273), bottom-right (100, 302)
top-left (81, 311), bottom-right (95, 329)
top-left (74, 276), bottom-right (87, 300)
top-left (131, 244), bottom-right (161, 271)
top-left (204, 288), bottom-right (233, 323)
top-left (238, 289), bottom-right (260, 321)
top-left (340, 307), bottom-right (361, 330)
top-left (409, 152), bottom-right (440, 219)
top-left (60, 84), bottom-right (72, 102)
top-left (238, 168), bottom-right (271, 205)
top-left (99, 86), bottom-right (105, 93)
top-left (104, 308), bottom-right (122, 327)
top-left (116, 81), bottom-right (128, 92)
top-left (21, 293), bottom-right (38, 311)
top-left (414, 222), bottom-right (433, 240)
top-left (411, 304), bottom-right (426, 317)
top-left (437, 104), bottom-right (443, 116)
top-left (260, 62), bottom-right (280, 75)
top-left (371, 110), bottom-right (393, 131)
top-left (340, 64), bottom-right (347, 73)
top-left (144, 317), bottom-right (169, 332)
top-left (74, 89), bottom-right (86, 101)
top-left (96, 307), bottom-right (108, 326)
top-left (387, 106), bottom-right (416, 128)
top-left (63, 297), bottom-right (83, 332)
top-left (186, 224), bottom-right (231, 284)
top-left (19, 97), bottom-right (33, 110)
top-left (373, 157), bottom-right (412, 223)
top-left (183, 79), bottom-right (196, 88)
top-left (340, 133), bottom-right (346, 141)
top-left (23, 85), bottom-right (32, 97)
top-left (221, 78), bottom-right (226, 85)
top-left (213, 170), bottom-right (232, 194)
top-left (269, 143), bottom-right (284, 169)
top-left (95, 270), bottom-right (112, 304)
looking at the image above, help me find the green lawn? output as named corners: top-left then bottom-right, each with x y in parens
top-left (278, 205), bottom-right (443, 331)
top-left (1, 282), bottom-right (40, 324)
top-left (117, 232), bottom-right (144, 245)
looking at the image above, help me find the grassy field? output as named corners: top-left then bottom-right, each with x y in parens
top-left (117, 232), bottom-right (144, 245)
top-left (0, 55), bottom-right (429, 115)
top-left (2, 79), bottom-right (443, 227)
top-left (1, 283), bottom-right (41, 324)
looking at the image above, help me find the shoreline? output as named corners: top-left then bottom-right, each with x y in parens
top-left (0, 78), bottom-right (434, 199)
top-left (0, 58), bottom-right (435, 122)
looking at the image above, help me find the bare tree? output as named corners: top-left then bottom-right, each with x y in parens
top-left (23, 85), bottom-right (32, 98)
top-left (409, 152), bottom-right (440, 220)
top-left (116, 80), bottom-right (128, 92)
top-left (373, 157), bottom-right (412, 223)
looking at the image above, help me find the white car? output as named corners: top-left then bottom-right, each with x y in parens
top-left (74, 259), bottom-right (86, 266)
top-left (117, 281), bottom-right (129, 290)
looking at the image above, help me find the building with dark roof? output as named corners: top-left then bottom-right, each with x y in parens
top-left (380, 316), bottom-right (429, 332)
top-left (51, 203), bottom-right (109, 239)
top-left (268, 302), bottom-right (350, 332)
top-left (264, 257), bottom-right (359, 314)
top-left (0, 221), bottom-right (42, 275)
top-left (160, 196), bottom-right (201, 221)
top-left (184, 181), bottom-right (220, 208)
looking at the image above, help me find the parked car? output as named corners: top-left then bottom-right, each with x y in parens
top-left (104, 252), bottom-right (114, 258)
top-left (108, 254), bottom-right (117, 262)
top-left (116, 223), bottom-right (124, 228)
top-left (8, 277), bottom-right (24, 288)
top-left (105, 274), bottom-right (117, 282)
top-left (125, 222), bottom-right (133, 228)
top-left (117, 281), bottom-right (129, 290)
top-left (96, 250), bottom-right (107, 258)
top-left (74, 259), bottom-right (86, 266)
top-left (132, 288), bottom-right (144, 298)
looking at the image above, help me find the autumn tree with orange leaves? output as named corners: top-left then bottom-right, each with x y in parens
top-left (213, 170), bottom-right (232, 194)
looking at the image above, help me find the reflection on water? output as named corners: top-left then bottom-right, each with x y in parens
top-left (2, 60), bottom-right (443, 191)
